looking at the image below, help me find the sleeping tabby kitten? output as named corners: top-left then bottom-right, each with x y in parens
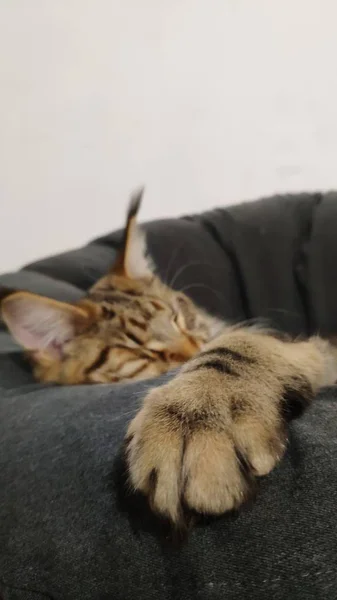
top-left (2, 189), bottom-right (337, 525)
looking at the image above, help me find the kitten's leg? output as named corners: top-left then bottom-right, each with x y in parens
top-left (125, 328), bottom-right (337, 525)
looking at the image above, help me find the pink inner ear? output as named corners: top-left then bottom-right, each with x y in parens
top-left (2, 295), bottom-right (77, 356)
top-left (7, 316), bottom-right (72, 358)
top-left (9, 323), bottom-right (45, 351)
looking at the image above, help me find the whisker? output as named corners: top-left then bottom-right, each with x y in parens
top-left (266, 308), bottom-right (302, 318)
top-left (178, 282), bottom-right (229, 305)
top-left (229, 317), bottom-right (272, 329)
top-left (162, 242), bottom-right (186, 286)
top-left (115, 407), bottom-right (140, 419)
top-left (168, 261), bottom-right (224, 289)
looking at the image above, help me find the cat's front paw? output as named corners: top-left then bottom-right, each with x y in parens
top-left (125, 330), bottom-right (322, 524)
top-left (125, 375), bottom-right (291, 524)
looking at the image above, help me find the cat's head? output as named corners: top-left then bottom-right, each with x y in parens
top-left (1, 190), bottom-right (223, 384)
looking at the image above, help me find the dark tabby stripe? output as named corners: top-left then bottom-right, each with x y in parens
top-left (193, 359), bottom-right (238, 376)
top-left (149, 300), bottom-right (165, 311)
top-left (89, 290), bottom-right (140, 304)
top-left (101, 306), bottom-right (116, 319)
top-left (188, 346), bottom-right (254, 376)
top-left (88, 290), bottom-right (117, 301)
top-left (85, 346), bottom-right (110, 374)
top-left (129, 317), bottom-right (146, 330)
top-left (198, 346), bottom-right (254, 364)
top-left (128, 362), bottom-right (150, 378)
top-left (125, 331), bottom-right (143, 346)
top-left (124, 288), bottom-right (141, 297)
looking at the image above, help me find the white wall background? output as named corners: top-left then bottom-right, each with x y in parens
top-left (1, 1), bottom-right (337, 271)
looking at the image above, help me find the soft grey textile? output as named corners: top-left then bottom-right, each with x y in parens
top-left (1, 192), bottom-right (337, 599)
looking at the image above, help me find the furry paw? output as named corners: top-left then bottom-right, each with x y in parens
top-left (125, 330), bottom-right (326, 525)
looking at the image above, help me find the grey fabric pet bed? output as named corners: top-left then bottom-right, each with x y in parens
top-left (1, 192), bottom-right (337, 600)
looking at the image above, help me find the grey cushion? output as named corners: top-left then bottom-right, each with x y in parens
top-left (1, 192), bottom-right (337, 600)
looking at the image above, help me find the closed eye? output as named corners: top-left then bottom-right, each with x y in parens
top-left (117, 358), bottom-right (150, 379)
top-left (125, 331), bottom-right (143, 345)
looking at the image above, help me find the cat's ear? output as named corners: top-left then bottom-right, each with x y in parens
top-left (112, 188), bottom-right (154, 279)
top-left (1, 290), bottom-right (91, 357)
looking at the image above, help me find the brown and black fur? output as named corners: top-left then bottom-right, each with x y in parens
top-left (2, 189), bottom-right (337, 526)
top-left (0, 191), bottom-right (222, 385)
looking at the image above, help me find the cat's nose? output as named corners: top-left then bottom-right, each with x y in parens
top-left (167, 337), bottom-right (200, 362)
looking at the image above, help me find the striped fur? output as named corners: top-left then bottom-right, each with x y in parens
top-left (126, 327), bottom-right (337, 525)
top-left (3, 189), bottom-right (337, 526)
top-left (0, 190), bottom-right (222, 384)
